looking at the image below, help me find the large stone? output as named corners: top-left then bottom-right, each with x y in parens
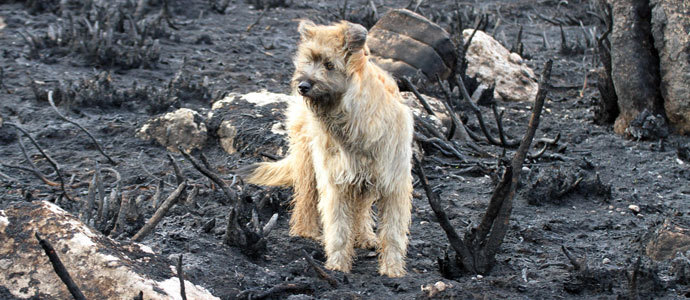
top-left (610, 0), bottom-right (666, 136)
top-left (0, 201), bottom-right (220, 300)
top-left (368, 9), bottom-right (457, 83)
top-left (207, 91), bottom-right (292, 156)
top-left (462, 29), bottom-right (538, 102)
top-left (651, 0), bottom-right (690, 134)
top-left (136, 108), bottom-right (208, 153)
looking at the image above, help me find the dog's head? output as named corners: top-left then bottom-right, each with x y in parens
top-left (291, 20), bottom-right (369, 111)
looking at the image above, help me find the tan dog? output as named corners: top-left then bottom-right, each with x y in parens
top-left (242, 20), bottom-right (413, 277)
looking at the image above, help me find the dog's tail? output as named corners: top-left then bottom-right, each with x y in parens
top-left (237, 158), bottom-right (294, 187)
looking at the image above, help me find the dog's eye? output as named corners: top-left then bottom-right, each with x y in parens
top-left (324, 61), bottom-right (334, 70)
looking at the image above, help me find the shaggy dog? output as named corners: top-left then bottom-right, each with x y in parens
top-left (242, 20), bottom-right (413, 277)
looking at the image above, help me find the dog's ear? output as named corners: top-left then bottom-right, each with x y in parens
top-left (298, 20), bottom-right (316, 41)
top-left (345, 22), bottom-right (367, 53)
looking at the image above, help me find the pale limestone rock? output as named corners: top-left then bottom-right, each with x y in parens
top-left (0, 201), bottom-right (220, 300)
top-left (136, 108), bottom-right (207, 153)
top-left (463, 29), bottom-right (538, 102)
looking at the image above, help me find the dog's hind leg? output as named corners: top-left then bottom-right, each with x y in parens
top-left (288, 146), bottom-right (321, 241)
top-left (353, 194), bottom-right (378, 249)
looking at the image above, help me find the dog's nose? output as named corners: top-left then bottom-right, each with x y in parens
top-left (298, 81), bottom-right (312, 94)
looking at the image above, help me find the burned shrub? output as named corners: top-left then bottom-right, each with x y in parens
top-left (21, 2), bottom-right (170, 69)
top-left (30, 72), bottom-right (175, 113)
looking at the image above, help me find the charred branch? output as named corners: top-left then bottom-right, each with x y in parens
top-left (132, 181), bottom-right (187, 242)
top-left (302, 249), bottom-right (339, 288)
top-left (177, 254), bottom-right (188, 300)
top-left (178, 148), bottom-right (235, 206)
top-left (5, 122), bottom-right (71, 201)
top-left (35, 232), bottom-right (87, 300)
top-left (48, 87), bottom-right (114, 165)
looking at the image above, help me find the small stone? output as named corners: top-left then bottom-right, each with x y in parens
top-left (628, 204), bottom-right (641, 214)
top-left (476, 275), bottom-right (483, 279)
top-left (602, 257), bottom-right (611, 264)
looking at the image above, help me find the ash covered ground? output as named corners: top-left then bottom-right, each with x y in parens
top-left (0, 0), bottom-right (689, 299)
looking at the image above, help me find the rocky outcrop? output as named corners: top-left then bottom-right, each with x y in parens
top-left (207, 91), bottom-right (292, 156)
top-left (368, 9), bottom-right (457, 84)
top-left (651, 0), bottom-right (690, 134)
top-left (462, 29), bottom-right (538, 102)
top-left (0, 201), bottom-right (219, 300)
top-left (136, 108), bottom-right (208, 153)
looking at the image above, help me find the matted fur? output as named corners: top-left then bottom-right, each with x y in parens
top-left (245, 20), bottom-right (413, 277)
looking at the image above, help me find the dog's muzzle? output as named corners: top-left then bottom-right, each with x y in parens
top-left (298, 81), bottom-right (312, 95)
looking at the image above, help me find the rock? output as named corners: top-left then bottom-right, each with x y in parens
top-left (651, 0), bottom-right (690, 134)
top-left (625, 109), bottom-right (669, 140)
top-left (610, 0), bottom-right (666, 136)
top-left (462, 29), bottom-right (538, 102)
top-left (368, 9), bottom-right (457, 84)
top-left (628, 204), bottom-right (641, 214)
top-left (207, 91), bottom-right (292, 156)
top-left (136, 108), bottom-right (207, 153)
top-left (0, 201), bottom-right (220, 300)
top-left (646, 225), bottom-right (690, 261)
top-left (420, 281), bottom-right (452, 298)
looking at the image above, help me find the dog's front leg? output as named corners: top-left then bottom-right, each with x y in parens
top-left (377, 188), bottom-right (412, 277)
top-left (318, 182), bottom-right (356, 273)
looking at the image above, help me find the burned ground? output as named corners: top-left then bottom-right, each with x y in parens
top-left (0, 0), bottom-right (689, 299)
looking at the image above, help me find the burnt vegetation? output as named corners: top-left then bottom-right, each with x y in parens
top-left (0, 0), bottom-right (688, 299)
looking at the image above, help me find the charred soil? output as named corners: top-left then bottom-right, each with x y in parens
top-left (0, 0), bottom-right (689, 299)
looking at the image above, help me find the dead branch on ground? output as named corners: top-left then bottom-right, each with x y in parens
top-left (35, 232), bottom-right (87, 300)
top-left (132, 181), bottom-right (187, 242)
top-left (301, 249), bottom-right (339, 287)
top-left (418, 60), bottom-right (552, 275)
top-left (177, 254), bottom-right (188, 300)
top-left (48, 91), bottom-right (117, 165)
top-left (5, 122), bottom-right (71, 201)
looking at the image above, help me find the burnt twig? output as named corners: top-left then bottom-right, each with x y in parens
top-left (177, 254), bottom-right (187, 300)
top-left (5, 122), bottom-right (71, 201)
top-left (17, 136), bottom-right (58, 186)
top-left (35, 232), bottom-right (87, 300)
top-left (132, 181), bottom-right (187, 242)
top-left (48, 91), bottom-right (117, 165)
top-left (402, 77), bottom-right (436, 117)
top-left (561, 245), bottom-right (584, 271)
top-left (178, 147), bottom-right (235, 206)
top-left (301, 249), bottom-right (339, 287)
top-left (451, 75), bottom-right (520, 147)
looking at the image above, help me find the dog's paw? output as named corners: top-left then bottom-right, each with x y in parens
top-left (325, 251), bottom-right (353, 273)
top-left (378, 263), bottom-right (406, 278)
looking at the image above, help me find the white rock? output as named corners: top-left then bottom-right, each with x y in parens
top-left (628, 204), bottom-right (641, 214)
top-left (463, 30), bottom-right (539, 102)
top-left (602, 257), bottom-right (611, 264)
top-left (0, 201), bottom-right (220, 300)
top-left (136, 108), bottom-right (207, 153)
